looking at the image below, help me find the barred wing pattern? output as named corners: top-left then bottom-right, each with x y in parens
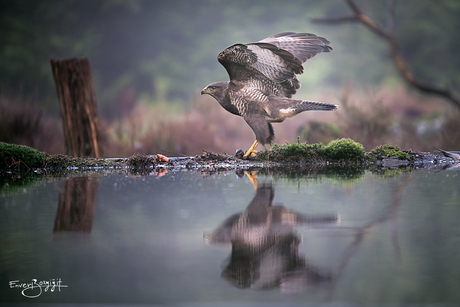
top-left (257, 32), bottom-right (332, 64)
top-left (218, 32), bottom-right (332, 98)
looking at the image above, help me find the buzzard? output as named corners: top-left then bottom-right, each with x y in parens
top-left (201, 32), bottom-right (337, 158)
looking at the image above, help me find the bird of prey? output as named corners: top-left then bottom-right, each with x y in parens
top-left (201, 32), bottom-right (338, 158)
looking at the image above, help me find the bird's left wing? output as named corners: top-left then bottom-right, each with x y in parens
top-left (218, 42), bottom-right (301, 84)
top-left (218, 32), bottom-right (331, 87)
top-left (257, 32), bottom-right (332, 64)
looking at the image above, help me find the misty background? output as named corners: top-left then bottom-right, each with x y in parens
top-left (1, 0), bottom-right (459, 157)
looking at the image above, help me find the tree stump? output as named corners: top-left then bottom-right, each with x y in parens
top-left (50, 57), bottom-right (102, 157)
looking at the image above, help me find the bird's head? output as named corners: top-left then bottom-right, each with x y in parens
top-left (201, 81), bottom-right (228, 101)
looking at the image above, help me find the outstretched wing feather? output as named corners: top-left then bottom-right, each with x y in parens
top-left (218, 32), bottom-right (332, 98)
top-left (258, 32), bottom-right (332, 63)
top-left (246, 43), bottom-right (301, 83)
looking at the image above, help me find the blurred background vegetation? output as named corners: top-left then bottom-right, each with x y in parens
top-left (1, 0), bottom-right (459, 157)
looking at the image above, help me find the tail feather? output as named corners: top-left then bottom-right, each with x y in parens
top-left (277, 99), bottom-right (338, 116)
top-left (293, 99), bottom-right (338, 111)
top-left (268, 96), bottom-right (338, 121)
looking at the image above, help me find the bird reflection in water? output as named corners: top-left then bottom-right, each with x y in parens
top-left (205, 171), bottom-right (338, 292)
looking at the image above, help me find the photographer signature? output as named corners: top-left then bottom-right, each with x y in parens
top-left (9, 278), bottom-right (68, 298)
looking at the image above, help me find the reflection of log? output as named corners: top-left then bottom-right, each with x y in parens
top-left (50, 57), bottom-right (102, 157)
top-left (54, 176), bottom-right (99, 233)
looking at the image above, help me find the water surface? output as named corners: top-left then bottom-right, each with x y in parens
top-left (1, 166), bottom-right (460, 306)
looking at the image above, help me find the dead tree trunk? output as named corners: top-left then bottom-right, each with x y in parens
top-left (51, 57), bottom-right (102, 157)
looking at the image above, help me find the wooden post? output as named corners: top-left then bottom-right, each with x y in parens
top-left (50, 57), bottom-right (102, 157)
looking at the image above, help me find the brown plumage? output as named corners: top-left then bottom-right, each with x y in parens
top-left (201, 32), bottom-right (337, 157)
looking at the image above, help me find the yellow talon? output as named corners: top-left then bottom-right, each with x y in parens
top-left (243, 140), bottom-right (259, 159)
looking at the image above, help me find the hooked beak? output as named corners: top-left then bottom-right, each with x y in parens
top-left (201, 87), bottom-right (211, 95)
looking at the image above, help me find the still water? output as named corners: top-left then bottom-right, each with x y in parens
top-left (1, 166), bottom-right (460, 306)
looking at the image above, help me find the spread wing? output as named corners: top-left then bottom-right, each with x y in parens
top-left (258, 32), bottom-right (332, 64)
top-left (218, 32), bottom-right (332, 98)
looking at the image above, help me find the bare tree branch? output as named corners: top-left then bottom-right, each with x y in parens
top-left (344, 0), bottom-right (361, 15)
top-left (311, 0), bottom-right (460, 110)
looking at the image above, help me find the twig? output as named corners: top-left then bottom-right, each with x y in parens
top-left (4, 156), bottom-right (31, 174)
top-left (160, 149), bottom-right (188, 157)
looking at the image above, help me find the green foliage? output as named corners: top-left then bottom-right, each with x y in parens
top-left (369, 144), bottom-right (415, 161)
top-left (0, 142), bottom-right (46, 170)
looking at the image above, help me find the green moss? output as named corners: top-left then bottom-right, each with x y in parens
top-left (323, 138), bottom-right (365, 162)
top-left (257, 138), bottom-right (365, 163)
top-left (44, 154), bottom-right (80, 169)
top-left (0, 142), bottom-right (46, 170)
top-left (257, 142), bottom-right (326, 163)
top-left (369, 144), bottom-right (414, 161)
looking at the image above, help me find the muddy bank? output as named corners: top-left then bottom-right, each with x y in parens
top-left (17, 149), bottom-right (460, 177)
top-left (1, 145), bottom-right (459, 198)
top-left (1, 141), bottom-right (459, 178)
